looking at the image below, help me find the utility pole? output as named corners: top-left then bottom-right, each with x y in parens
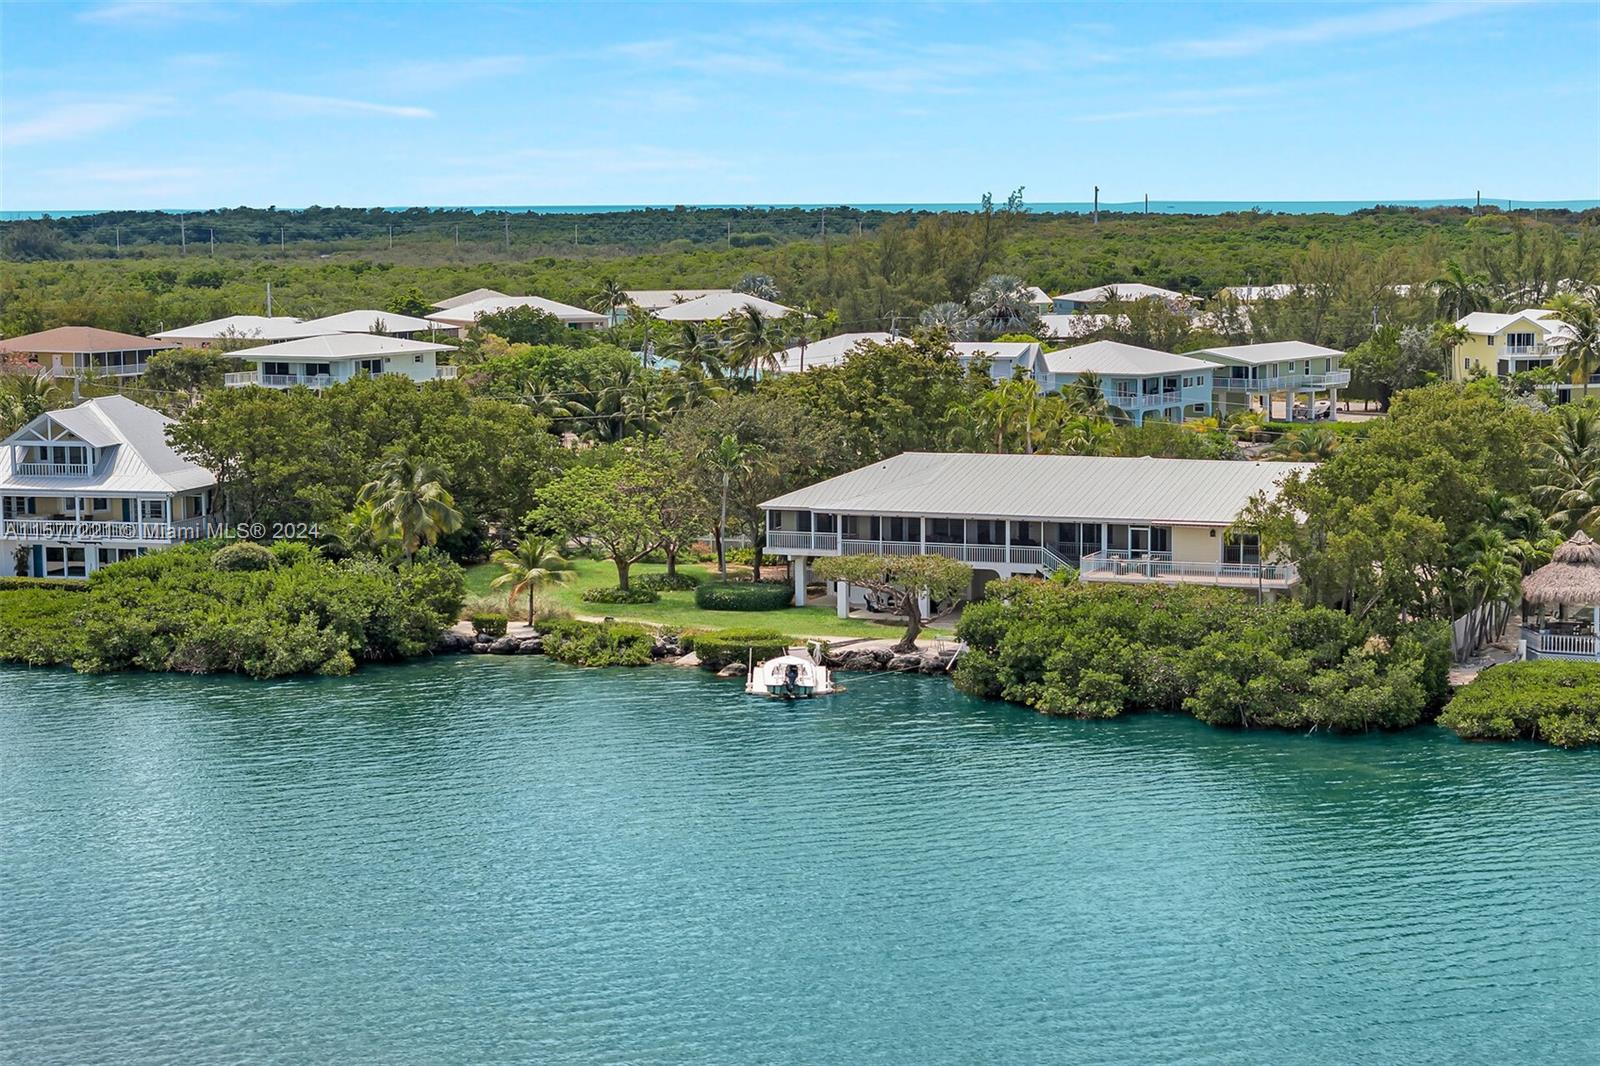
top-left (1144, 193), bottom-right (1149, 216)
top-left (179, 213), bottom-right (186, 254)
top-left (266, 281), bottom-right (273, 316)
top-left (388, 224), bottom-right (394, 251)
top-left (280, 224), bottom-right (285, 251)
top-left (1093, 186), bottom-right (1099, 225)
top-left (454, 224), bottom-right (460, 252)
top-left (504, 217), bottom-right (510, 252)
top-left (115, 225), bottom-right (121, 254)
top-left (209, 228), bottom-right (214, 255)
top-left (574, 222), bottom-right (578, 247)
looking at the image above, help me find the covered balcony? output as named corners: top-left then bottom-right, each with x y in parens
top-left (1078, 549), bottom-right (1298, 590)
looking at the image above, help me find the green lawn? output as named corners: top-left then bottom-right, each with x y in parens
top-left (464, 557), bottom-right (947, 641)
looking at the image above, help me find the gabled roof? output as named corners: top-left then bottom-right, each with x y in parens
top-left (0, 395), bottom-right (214, 494)
top-left (425, 295), bottom-right (606, 327)
top-left (0, 326), bottom-right (176, 355)
top-left (1189, 341), bottom-right (1344, 366)
top-left (950, 341), bottom-right (1039, 364)
top-left (1037, 313), bottom-right (1124, 339)
top-left (1455, 308), bottom-right (1560, 335)
top-left (150, 315), bottom-right (333, 343)
top-left (773, 332), bottom-right (895, 372)
top-left (295, 309), bottom-right (440, 334)
top-left (762, 452), bottom-right (1312, 527)
top-left (1055, 283), bottom-right (1191, 304)
top-left (1023, 285), bottom-right (1053, 305)
top-left (1036, 340), bottom-right (1213, 376)
top-left (625, 289), bottom-right (734, 311)
top-left (651, 292), bottom-right (798, 321)
top-left (234, 334), bottom-right (455, 361)
top-left (431, 287), bottom-right (507, 310)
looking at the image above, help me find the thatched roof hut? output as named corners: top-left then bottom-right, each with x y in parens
top-left (1523, 531), bottom-right (1600, 608)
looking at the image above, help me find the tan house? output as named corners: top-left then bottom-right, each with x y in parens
top-left (0, 326), bottom-right (175, 379)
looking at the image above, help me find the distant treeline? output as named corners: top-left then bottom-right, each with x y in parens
top-left (5, 201), bottom-right (1597, 263)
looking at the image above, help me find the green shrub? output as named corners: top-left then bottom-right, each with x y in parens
top-left (727, 547), bottom-right (756, 566)
top-left (212, 541), bottom-right (275, 572)
top-left (0, 587), bottom-right (87, 666)
top-left (693, 628), bottom-right (790, 670)
top-left (541, 619), bottom-right (654, 667)
top-left (636, 572), bottom-right (701, 592)
top-left (694, 580), bottom-right (792, 611)
top-left (0, 577), bottom-right (89, 593)
top-left (1439, 661), bottom-right (1600, 747)
top-left (581, 585), bottom-right (660, 604)
top-left (952, 578), bottom-right (1448, 735)
top-left (471, 613), bottom-right (508, 638)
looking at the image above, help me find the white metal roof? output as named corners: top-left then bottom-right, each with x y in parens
top-left (773, 332), bottom-right (895, 372)
top-left (763, 451), bottom-right (1312, 527)
top-left (0, 396), bottom-right (214, 494)
top-left (295, 309), bottom-right (441, 334)
top-left (431, 288), bottom-right (507, 310)
top-left (950, 341), bottom-right (1039, 364)
top-left (1023, 285), bottom-right (1052, 306)
top-left (425, 295), bottom-right (606, 327)
top-left (1219, 284), bottom-right (1295, 301)
top-left (1055, 283), bottom-right (1190, 304)
top-left (1455, 308), bottom-right (1559, 335)
top-left (1036, 340), bottom-right (1214, 377)
top-left (651, 292), bottom-right (799, 321)
top-left (625, 289), bottom-right (734, 311)
top-left (233, 334), bottom-right (456, 362)
top-left (150, 315), bottom-right (334, 343)
top-left (1189, 341), bottom-right (1344, 366)
top-left (1037, 313), bottom-right (1124, 339)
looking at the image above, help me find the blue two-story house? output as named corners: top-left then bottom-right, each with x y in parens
top-left (1028, 340), bottom-right (1214, 425)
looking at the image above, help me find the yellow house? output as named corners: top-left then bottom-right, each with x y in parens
top-left (1451, 308), bottom-right (1575, 382)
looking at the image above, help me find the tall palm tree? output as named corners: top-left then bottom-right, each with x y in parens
top-left (0, 369), bottom-right (64, 435)
top-left (1459, 527), bottom-right (1524, 651)
top-left (707, 434), bottom-right (763, 579)
top-left (490, 537), bottom-right (575, 623)
top-left (971, 377), bottom-right (1041, 454)
top-left (968, 273), bottom-right (1039, 338)
top-left (355, 455), bottom-right (463, 563)
top-left (660, 322), bottom-right (723, 377)
top-left (1534, 403), bottom-right (1600, 528)
top-left (591, 278), bottom-right (630, 325)
top-left (726, 307), bottom-right (778, 380)
top-left (1059, 371), bottom-right (1121, 423)
top-left (919, 302), bottom-right (975, 340)
top-left (1551, 297), bottom-right (1600, 400)
top-left (1430, 259), bottom-right (1492, 320)
top-left (778, 311), bottom-right (818, 371)
top-left (1267, 424), bottom-right (1340, 461)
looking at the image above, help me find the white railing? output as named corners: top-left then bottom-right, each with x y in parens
top-left (1078, 550), bottom-right (1298, 585)
top-left (1503, 345), bottom-right (1553, 357)
top-left (1116, 391), bottom-right (1184, 409)
top-left (15, 462), bottom-right (92, 477)
top-left (766, 530), bottom-right (838, 551)
top-left (435, 365), bottom-right (460, 380)
top-left (1217, 370), bottom-right (1350, 391)
top-left (0, 517), bottom-right (210, 543)
top-left (1522, 627), bottom-right (1600, 659)
top-left (223, 371), bottom-right (258, 387)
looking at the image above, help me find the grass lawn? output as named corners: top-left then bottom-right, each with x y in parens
top-left (463, 557), bottom-right (949, 641)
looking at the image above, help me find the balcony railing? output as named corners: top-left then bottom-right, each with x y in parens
top-left (1503, 344), bottom-right (1554, 357)
top-left (1078, 549), bottom-right (1298, 586)
top-left (436, 365), bottom-right (460, 380)
top-left (15, 462), bottom-right (92, 477)
top-left (1114, 391), bottom-right (1184, 409)
top-left (0, 517), bottom-right (210, 544)
top-left (1521, 626), bottom-right (1600, 660)
top-left (223, 371), bottom-right (258, 386)
top-left (766, 530), bottom-right (839, 551)
top-left (1216, 370), bottom-right (1350, 391)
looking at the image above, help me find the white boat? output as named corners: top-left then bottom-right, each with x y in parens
top-left (744, 654), bottom-right (840, 699)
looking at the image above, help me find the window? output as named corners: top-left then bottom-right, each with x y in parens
top-left (44, 546), bottom-right (87, 578)
top-left (263, 362), bottom-right (292, 377)
top-left (1224, 533), bottom-right (1261, 566)
top-left (1507, 332), bottom-right (1535, 349)
top-left (1010, 521), bottom-right (1040, 546)
top-left (139, 499), bottom-right (166, 523)
top-left (885, 516), bottom-right (920, 542)
top-left (927, 517), bottom-right (964, 544)
top-left (968, 519), bottom-right (1005, 545)
top-left (92, 498), bottom-right (108, 511)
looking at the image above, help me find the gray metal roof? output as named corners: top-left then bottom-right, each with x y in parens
top-left (1189, 340), bottom-right (1344, 366)
top-left (762, 452), bottom-right (1313, 526)
top-left (1, 396), bottom-right (214, 493)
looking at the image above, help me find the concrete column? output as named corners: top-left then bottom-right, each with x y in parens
top-left (836, 580), bottom-right (850, 618)
top-left (792, 556), bottom-right (807, 607)
top-left (917, 590), bottom-right (932, 619)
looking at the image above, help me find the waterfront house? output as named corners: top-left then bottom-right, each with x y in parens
top-left (222, 333), bottom-right (459, 389)
top-left (761, 451), bottom-right (1309, 611)
top-left (0, 396), bottom-right (215, 579)
top-left (0, 327), bottom-right (175, 380)
top-left (651, 292), bottom-right (799, 322)
top-left (425, 295), bottom-right (607, 331)
top-left (431, 288), bottom-right (507, 311)
top-left (1519, 532), bottom-right (1600, 661)
top-left (1052, 283), bottom-right (1193, 313)
top-left (150, 315), bottom-right (333, 349)
top-left (294, 309), bottom-right (458, 339)
top-left (1449, 308), bottom-right (1575, 383)
top-left (1188, 341), bottom-right (1348, 419)
top-left (1030, 340), bottom-right (1214, 424)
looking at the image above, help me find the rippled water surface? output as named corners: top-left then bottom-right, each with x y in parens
top-left (2, 660), bottom-right (1596, 1065)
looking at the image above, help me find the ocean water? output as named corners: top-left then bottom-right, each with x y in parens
top-left (4, 198), bottom-right (1597, 221)
top-left (1, 659), bottom-right (1596, 1065)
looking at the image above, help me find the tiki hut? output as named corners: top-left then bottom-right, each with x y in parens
top-left (1521, 532), bottom-right (1600, 656)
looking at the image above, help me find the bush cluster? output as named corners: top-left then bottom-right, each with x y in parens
top-left (953, 579), bottom-right (1450, 733)
top-left (0, 544), bottom-right (464, 678)
top-left (0, 577), bottom-right (89, 593)
top-left (635, 572), bottom-right (701, 592)
top-left (471, 613), bottom-right (508, 638)
top-left (212, 541), bottom-right (276, 572)
top-left (1439, 661), bottom-right (1600, 748)
top-left (540, 619), bottom-right (654, 667)
top-left (694, 581), bottom-right (792, 612)
top-left (581, 585), bottom-right (661, 604)
top-left (693, 628), bottom-right (791, 670)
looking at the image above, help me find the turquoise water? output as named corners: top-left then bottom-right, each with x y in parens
top-left (2, 659), bottom-right (1596, 1065)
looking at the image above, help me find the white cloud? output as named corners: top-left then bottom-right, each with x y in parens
top-left (1167, 2), bottom-right (1501, 59)
top-left (229, 91), bottom-right (434, 119)
top-left (2, 97), bottom-right (166, 146)
top-left (369, 54), bottom-right (527, 92)
top-left (77, 1), bottom-right (224, 25)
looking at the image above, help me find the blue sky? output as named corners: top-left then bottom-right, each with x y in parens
top-left (2, 1), bottom-right (1597, 210)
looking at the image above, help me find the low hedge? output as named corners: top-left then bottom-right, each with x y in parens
top-left (212, 541), bottom-right (276, 572)
top-left (694, 580), bottom-right (792, 611)
top-left (541, 619), bottom-right (654, 667)
top-left (1439, 661), bottom-right (1600, 748)
top-left (471, 613), bottom-right (508, 638)
top-left (636, 572), bottom-right (701, 592)
top-left (694, 628), bottom-right (791, 670)
top-left (581, 585), bottom-right (660, 604)
top-left (0, 577), bottom-right (89, 593)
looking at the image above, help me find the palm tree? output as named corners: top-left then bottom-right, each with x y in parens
top-left (1459, 527), bottom-right (1524, 652)
top-left (1059, 371), bottom-right (1121, 423)
top-left (591, 278), bottom-right (630, 325)
top-left (971, 377), bottom-right (1040, 453)
top-left (355, 455), bottom-right (463, 563)
top-left (1430, 259), bottom-right (1492, 320)
top-left (968, 273), bottom-right (1039, 338)
top-left (726, 307), bottom-right (778, 380)
top-left (490, 537), bottom-right (575, 623)
top-left (660, 322), bottom-right (723, 377)
top-left (1227, 409), bottom-right (1272, 444)
top-left (919, 302), bottom-right (975, 340)
top-left (778, 311), bottom-right (818, 371)
top-left (1268, 425), bottom-right (1340, 461)
top-left (1534, 403), bottom-right (1600, 528)
top-left (1551, 297), bottom-right (1600, 400)
top-left (0, 369), bottom-right (64, 435)
top-left (733, 272), bottom-right (780, 300)
top-left (707, 434), bottom-right (763, 579)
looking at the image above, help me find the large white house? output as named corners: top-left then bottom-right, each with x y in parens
top-left (431, 288), bottom-right (508, 311)
top-left (1052, 283), bottom-right (1193, 313)
top-left (425, 295), bottom-right (607, 331)
top-left (762, 451), bottom-right (1310, 611)
top-left (1, 396), bottom-right (216, 579)
top-left (150, 315), bottom-right (334, 349)
top-left (295, 309), bottom-right (457, 339)
top-left (651, 292), bottom-right (799, 322)
top-left (1188, 341), bottom-right (1348, 418)
top-left (1031, 340), bottom-right (1215, 424)
top-left (768, 332), bottom-right (1039, 382)
top-left (222, 334), bottom-right (459, 388)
